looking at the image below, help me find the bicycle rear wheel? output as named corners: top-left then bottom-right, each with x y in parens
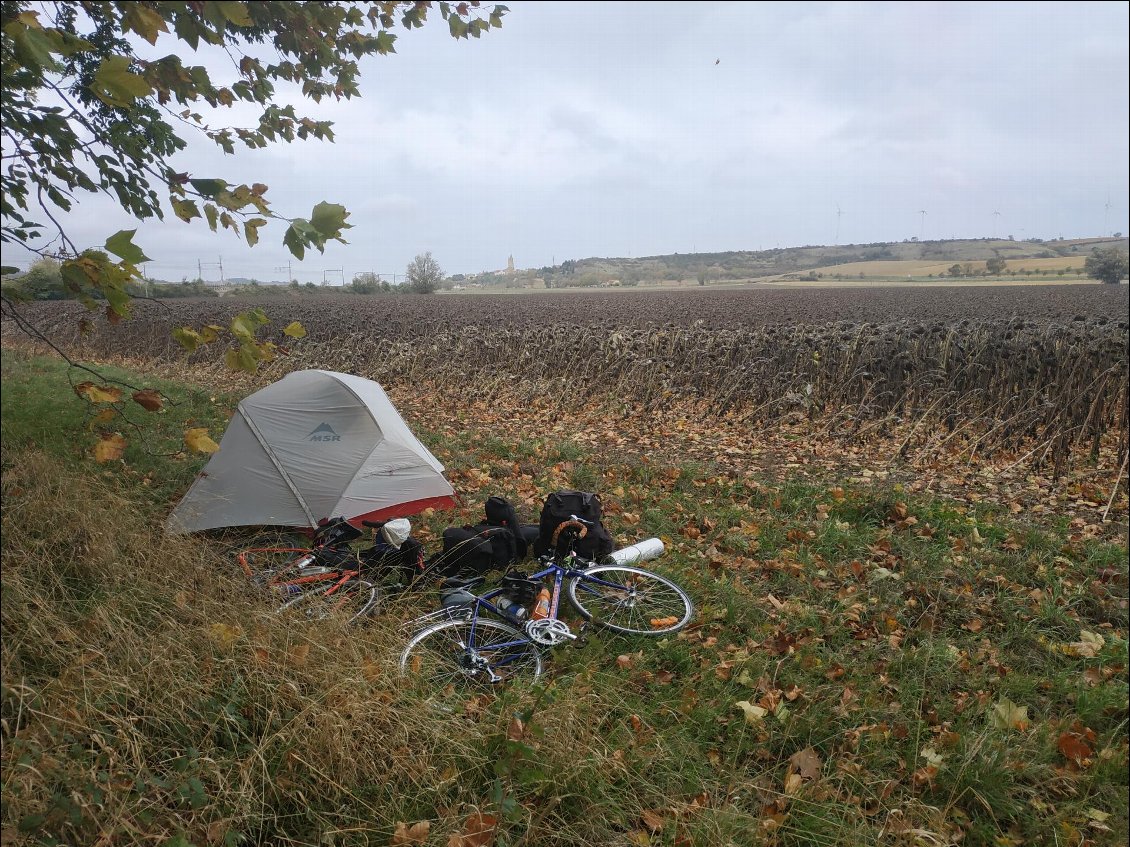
top-left (400, 617), bottom-right (542, 686)
top-left (277, 578), bottom-right (380, 624)
top-left (566, 566), bottom-right (693, 635)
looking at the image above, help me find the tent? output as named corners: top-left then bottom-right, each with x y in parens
top-left (166, 370), bottom-right (457, 533)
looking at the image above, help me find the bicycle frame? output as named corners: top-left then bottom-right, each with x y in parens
top-left (238, 546), bottom-right (363, 605)
top-left (443, 555), bottom-right (634, 664)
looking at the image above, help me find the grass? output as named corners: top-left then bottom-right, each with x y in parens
top-left (1, 351), bottom-right (1127, 847)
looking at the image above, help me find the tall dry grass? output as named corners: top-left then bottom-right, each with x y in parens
top-left (1, 450), bottom-right (764, 846)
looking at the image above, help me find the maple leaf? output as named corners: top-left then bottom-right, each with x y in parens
top-left (74, 382), bottom-right (123, 403)
top-left (787, 747), bottom-right (822, 781)
top-left (185, 427), bottom-right (220, 453)
top-left (446, 812), bottom-right (498, 847)
top-left (735, 700), bottom-right (767, 724)
top-left (391, 821), bottom-right (431, 846)
top-left (131, 389), bottom-right (164, 411)
top-left (93, 432), bottom-right (127, 463)
top-left (1057, 731), bottom-right (1094, 765)
top-left (208, 622), bottom-right (243, 648)
top-left (990, 698), bottom-right (1029, 732)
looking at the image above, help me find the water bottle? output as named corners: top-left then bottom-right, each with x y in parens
top-left (494, 594), bottom-right (528, 624)
top-left (604, 537), bottom-right (665, 566)
top-left (530, 588), bottom-right (552, 620)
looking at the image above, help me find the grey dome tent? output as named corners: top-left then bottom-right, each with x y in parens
top-left (166, 370), bottom-right (457, 533)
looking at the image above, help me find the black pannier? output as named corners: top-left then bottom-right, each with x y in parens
top-left (429, 496), bottom-right (538, 577)
top-left (532, 490), bottom-right (615, 561)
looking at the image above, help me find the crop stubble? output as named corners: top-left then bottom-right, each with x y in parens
top-left (7, 284), bottom-right (1128, 478)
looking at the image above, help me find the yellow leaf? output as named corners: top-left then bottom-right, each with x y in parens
top-left (87, 407), bottom-right (117, 430)
top-left (75, 382), bottom-right (123, 403)
top-left (283, 321), bottom-right (307, 338)
top-left (735, 700), bottom-right (767, 724)
top-left (185, 427), bottom-right (220, 454)
top-left (784, 772), bottom-right (804, 794)
top-left (209, 623), bottom-right (243, 648)
top-left (990, 698), bottom-right (1029, 732)
top-left (93, 432), bottom-right (127, 463)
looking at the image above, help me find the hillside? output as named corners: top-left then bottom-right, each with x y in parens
top-left (508, 236), bottom-right (1129, 288)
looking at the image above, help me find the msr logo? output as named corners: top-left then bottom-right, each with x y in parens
top-left (308, 423), bottom-right (341, 442)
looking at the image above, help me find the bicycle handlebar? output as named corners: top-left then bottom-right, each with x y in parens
top-left (551, 519), bottom-right (588, 546)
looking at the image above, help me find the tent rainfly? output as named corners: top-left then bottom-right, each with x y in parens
top-left (166, 370), bottom-right (457, 533)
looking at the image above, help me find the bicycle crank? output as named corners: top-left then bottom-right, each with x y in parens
top-left (523, 618), bottom-right (576, 646)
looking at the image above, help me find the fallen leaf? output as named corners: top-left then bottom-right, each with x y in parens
top-left (735, 701), bottom-right (768, 724)
top-left (74, 382), bottom-right (122, 403)
top-left (787, 747), bottom-right (822, 780)
top-left (93, 432), bottom-right (127, 463)
top-left (131, 389), bottom-right (164, 411)
top-left (990, 698), bottom-right (1029, 732)
top-left (185, 427), bottom-right (220, 453)
top-left (391, 820), bottom-right (430, 846)
top-left (640, 809), bottom-right (664, 833)
top-left (288, 644), bottom-right (310, 666)
top-left (446, 812), bottom-right (498, 847)
top-left (208, 623), bottom-right (243, 648)
top-left (1057, 732), bottom-right (1093, 765)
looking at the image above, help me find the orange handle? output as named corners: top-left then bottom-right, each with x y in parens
top-left (551, 520), bottom-right (588, 546)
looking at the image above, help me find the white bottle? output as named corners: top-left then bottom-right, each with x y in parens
top-left (604, 537), bottom-right (665, 566)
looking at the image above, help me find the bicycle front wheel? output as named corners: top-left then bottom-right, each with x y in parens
top-left (277, 578), bottom-right (380, 624)
top-left (400, 617), bottom-right (542, 686)
top-left (567, 566), bottom-right (693, 635)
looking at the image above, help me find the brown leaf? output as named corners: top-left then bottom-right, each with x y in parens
top-left (93, 432), bottom-right (127, 463)
top-left (787, 747), bottom-right (823, 781)
top-left (640, 809), bottom-right (665, 832)
top-left (447, 812), bottom-right (498, 847)
top-left (131, 388), bottom-right (164, 411)
top-left (391, 820), bottom-right (431, 846)
top-left (1057, 732), bottom-right (1093, 765)
top-left (288, 644), bottom-right (310, 666)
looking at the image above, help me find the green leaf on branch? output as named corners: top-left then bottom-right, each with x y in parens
top-left (91, 55), bottom-right (153, 107)
top-left (204, 203), bottom-right (219, 232)
top-left (189, 179), bottom-right (228, 198)
top-left (172, 327), bottom-right (204, 352)
top-left (243, 217), bottom-right (267, 246)
top-left (121, 4), bottom-right (169, 44)
top-left (104, 229), bottom-right (152, 264)
top-left (225, 343), bottom-right (261, 374)
top-left (310, 201), bottom-right (350, 238)
top-left (215, 1), bottom-right (254, 28)
top-left (171, 198), bottom-right (201, 222)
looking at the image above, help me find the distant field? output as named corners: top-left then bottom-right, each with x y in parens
top-left (799, 257), bottom-right (1087, 279)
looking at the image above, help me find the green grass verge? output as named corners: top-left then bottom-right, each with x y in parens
top-left (1, 352), bottom-right (1126, 847)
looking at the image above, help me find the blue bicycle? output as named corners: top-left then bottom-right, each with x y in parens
top-left (399, 518), bottom-right (694, 686)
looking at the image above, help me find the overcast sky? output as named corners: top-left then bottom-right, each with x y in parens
top-left (4, 1), bottom-right (1128, 283)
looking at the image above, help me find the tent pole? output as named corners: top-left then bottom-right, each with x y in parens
top-left (238, 405), bottom-right (317, 526)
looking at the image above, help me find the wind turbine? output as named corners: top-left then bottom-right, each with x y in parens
top-left (1105, 195), bottom-right (1111, 237)
top-left (835, 204), bottom-right (843, 246)
top-left (918, 209), bottom-right (927, 241)
top-left (993, 211), bottom-right (1001, 239)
